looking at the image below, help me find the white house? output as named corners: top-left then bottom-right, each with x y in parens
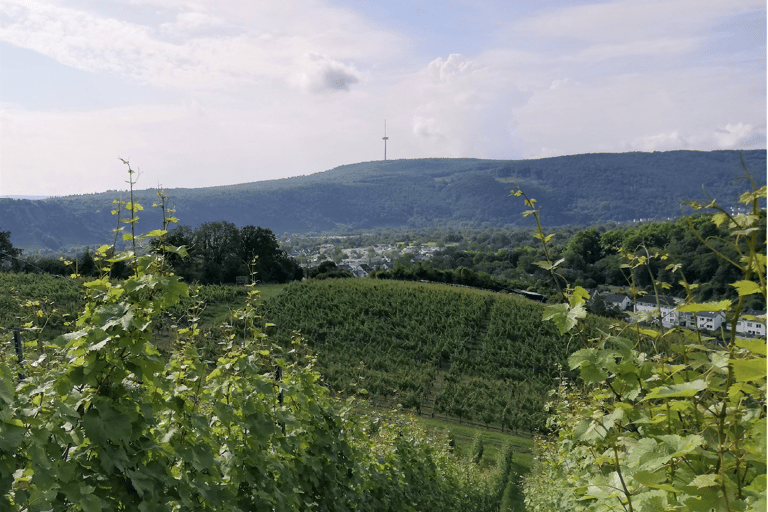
top-left (603, 294), bottom-right (632, 311)
top-left (634, 295), bottom-right (681, 329)
top-left (695, 311), bottom-right (726, 332)
top-left (727, 311), bottom-right (767, 337)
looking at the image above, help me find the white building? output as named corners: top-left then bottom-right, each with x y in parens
top-left (603, 294), bottom-right (632, 311)
top-left (727, 311), bottom-right (766, 337)
top-left (634, 295), bottom-right (681, 329)
top-left (696, 311), bottom-right (726, 332)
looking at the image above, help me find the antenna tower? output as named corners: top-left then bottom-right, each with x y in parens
top-left (382, 120), bottom-right (389, 161)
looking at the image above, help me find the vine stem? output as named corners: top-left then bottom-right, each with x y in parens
top-left (613, 445), bottom-right (633, 512)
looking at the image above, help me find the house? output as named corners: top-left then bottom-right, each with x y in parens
top-left (338, 264), bottom-right (369, 278)
top-left (727, 310), bottom-right (767, 337)
top-left (634, 295), bottom-right (681, 328)
top-left (678, 311), bottom-right (695, 329)
top-left (603, 294), bottom-right (632, 311)
top-left (695, 311), bottom-right (726, 332)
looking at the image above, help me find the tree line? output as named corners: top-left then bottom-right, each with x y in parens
top-left (1, 223), bottom-right (303, 286)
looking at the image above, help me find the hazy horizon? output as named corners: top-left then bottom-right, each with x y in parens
top-left (1, 0), bottom-right (765, 197)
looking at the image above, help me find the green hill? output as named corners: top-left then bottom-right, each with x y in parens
top-left (261, 278), bottom-right (618, 433)
top-left (2, 149), bottom-right (764, 250)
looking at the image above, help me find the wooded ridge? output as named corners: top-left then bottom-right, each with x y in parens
top-left (2, 149), bottom-right (764, 250)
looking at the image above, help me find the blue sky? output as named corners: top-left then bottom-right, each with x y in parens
top-left (0, 0), bottom-right (765, 196)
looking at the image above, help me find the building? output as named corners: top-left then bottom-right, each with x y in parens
top-left (603, 294), bottom-right (632, 311)
top-left (634, 295), bottom-right (681, 328)
top-left (695, 311), bottom-right (726, 332)
top-left (727, 311), bottom-right (767, 337)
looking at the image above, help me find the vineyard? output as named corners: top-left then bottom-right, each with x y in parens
top-left (0, 164), bottom-right (524, 511)
top-left (261, 278), bottom-right (619, 433)
top-left (0, 273), bottom-right (84, 341)
top-left (0, 269), bottom-right (516, 510)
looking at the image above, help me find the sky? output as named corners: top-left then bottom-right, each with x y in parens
top-left (0, 0), bottom-right (765, 197)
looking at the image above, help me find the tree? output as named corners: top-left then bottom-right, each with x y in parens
top-left (77, 249), bottom-right (98, 277)
top-left (194, 221), bottom-right (241, 284)
top-left (0, 229), bottom-right (21, 269)
top-left (566, 227), bottom-right (602, 267)
top-left (240, 226), bottom-right (302, 283)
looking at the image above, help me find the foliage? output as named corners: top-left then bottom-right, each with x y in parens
top-left (520, 172), bottom-right (767, 511)
top-left (0, 164), bottom-right (515, 511)
top-left (4, 151), bottom-right (765, 250)
top-left (0, 273), bottom-right (84, 341)
top-left (0, 229), bottom-right (22, 269)
top-left (307, 261), bottom-right (355, 279)
top-left (158, 222), bottom-right (303, 285)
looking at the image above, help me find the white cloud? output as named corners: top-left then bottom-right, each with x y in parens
top-left (0, 0), bottom-right (402, 92)
top-left (713, 123), bottom-right (756, 148)
top-left (628, 131), bottom-right (690, 152)
top-left (412, 115), bottom-right (446, 139)
top-left (290, 53), bottom-right (363, 93)
top-left (572, 37), bottom-right (701, 62)
top-left (521, 0), bottom-right (763, 43)
top-left (510, 65), bottom-right (765, 158)
top-left (0, 0), bottom-right (763, 196)
top-left (549, 78), bottom-right (577, 90)
top-left (427, 53), bottom-right (476, 83)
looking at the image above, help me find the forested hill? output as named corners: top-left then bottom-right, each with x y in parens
top-left (2, 149), bottom-right (765, 250)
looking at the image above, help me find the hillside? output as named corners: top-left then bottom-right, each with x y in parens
top-left (261, 278), bottom-right (620, 432)
top-left (2, 149), bottom-right (764, 250)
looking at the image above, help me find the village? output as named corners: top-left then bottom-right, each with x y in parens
top-left (591, 292), bottom-right (766, 338)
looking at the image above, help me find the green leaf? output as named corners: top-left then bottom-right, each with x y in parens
top-left (535, 259), bottom-right (563, 271)
top-left (543, 304), bottom-right (575, 335)
top-left (80, 493), bottom-right (104, 512)
top-left (95, 303), bottom-right (134, 331)
top-left (689, 473), bottom-right (719, 488)
top-left (163, 244), bottom-right (188, 257)
top-left (657, 434), bottom-right (704, 457)
top-left (570, 286), bottom-right (590, 307)
top-left (736, 338), bottom-right (767, 356)
top-left (0, 365), bottom-right (15, 404)
top-left (732, 280), bottom-right (762, 296)
top-left (107, 251), bottom-right (134, 263)
top-left (684, 487), bottom-right (726, 511)
top-left (677, 300), bottom-right (731, 313)
top-left (625, 438), bottom-right (673, 471)
top-left (731, 358), bottom-right (767, 383)
top-left (0, 420), bottom-right (26, 451)
top-left (83, 403), bottom-right (132, 445)
top-left (645, 379), bottom-right (707, 399)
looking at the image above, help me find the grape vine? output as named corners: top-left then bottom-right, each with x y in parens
top-left (520, 173), bottom-right (767, 511)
